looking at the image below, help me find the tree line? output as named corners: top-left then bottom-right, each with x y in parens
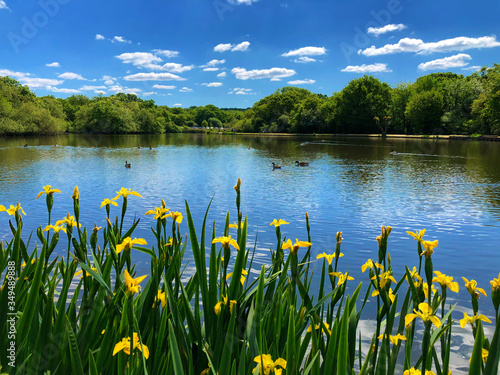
top-left (1, 63), bottom-right (499, 136)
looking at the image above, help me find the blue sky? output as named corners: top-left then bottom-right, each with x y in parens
top-left (1, 0), bottom-right (499, 108)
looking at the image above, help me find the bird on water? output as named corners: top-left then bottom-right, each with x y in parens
top-left (125, 161), bottom-right (131, 168)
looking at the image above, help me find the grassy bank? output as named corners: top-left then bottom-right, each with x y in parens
top-left (0, 182), bottom-right (499, 374)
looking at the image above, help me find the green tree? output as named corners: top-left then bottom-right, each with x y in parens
top-left (405, 90), bottom-right (444, 134)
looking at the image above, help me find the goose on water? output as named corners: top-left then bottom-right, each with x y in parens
top-left (125, 161), bottom-right (131, 168)
top-left (272, 162), bottom-right (282, 170)
top-left (295, 161), bottom-right (310, 166)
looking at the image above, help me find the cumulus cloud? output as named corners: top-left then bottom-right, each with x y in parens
top-left (0, 1), bottom-right (10, 10)
top-left (367, 24), bottom-right (407, 37)
top-left (116, 52), bottom-right (193, 72)
top-left (173, 103), bottom-right (183, 107)
top-left (95, 34), bottom-right (105, 40)
top-left (203, 68), bottom-right (219, 72)
top-left (153, 49), bottom-right (180, 58)
top-left (228, 0), bottom-right (258, 4)
top-left (0, 69), bottom-right (64, 89)
top-left (202, 82), bottom-right (223, 87)
top-left (179, 87), bottom-right (193, 92)
top-left (201, 59), bottom-right (226, 70)
top-left (108, 85), bottom-right (141, 95)
top-left (143, 92), bottom-right (157, 96)
top-left (217, 72), bottom-right (227, 78)
top-left (228, 88), bottom-right (255, 95)
top-left (153, 84), bottom-right (176, 89)
top-left (462, 65), bottom-right (481, 71)
top-left (282, 46), bottom-right (327, 57)
top-left (124, 72), bottom-right (186, 81)
top-left (46, 62), bottom-right (61, 68)
top-left (112, 36), bottom-right (132, 44)
top-left (48, 87), bottom-right (81, 94)
top-left (359, 35), bottom-right (500, 56)
top-left (418, 53), bottom-right (472, 71)
top-left (58, 72), bottom-right (86, 80)
top-left (231, 67), bottom-right (296, 80)
top-left (287, 79), bottom-right (316, 85)
top-left (79, 85), bottom-right (107, 91)
top-left (102, 75), bottom-right (116, 85)
top-left (341, 63), bottom-right (392, 73)
top-left (214, 42), bottom-right (250, 52)
top-left (293, 57), bottom-right (317, 63)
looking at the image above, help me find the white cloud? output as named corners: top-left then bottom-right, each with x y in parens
top-left (116, 52), bottom-right (162, 68)
top-left (123, 72), bottom-right (186, 81)
top-left (367, 24), bottom-right (407, 37)
top-left (228, 0), bottom-right (258, 4)
top-left (293, 56), bottom-right (317, 63)
top-left (0, 1), bottom-right (9, 10)
top-left (160, 62), bottom-right (194, 73)
top-left (102, 75), bottom-right (116, 85)
top-left (153, 84), bottom-right (176, 89)
top-left (179, 87), bottom-right (193, 92)
top-left (112, 36), bottom-right (132, 44)
top-left (282, 46), bottom-right (327, 57)
top-left (205, 59), bottom-right (226, 67)
top-left (115, 52), bottom-right (193, 72)
top-left (287, 79), bottom-right (316, 85)
top-left (214, 43), bottom-right (233, 52)
top-left (214, 42), bottom-right (250, 52)
top-left (46, 62), bottom-right (61, 68)
top-left (94, 90), bottom-right (106, 95)
top-left (143, 92), bottom-right (157, 96)
top-left (153, 49), bottom-right (180, 58)
top-left (418, 53), bottom-right (472, 71)
top-left (229, 88), bottom-right (255, 95)
top-left (203, 68), bottom-right (219, 72)
top-left (0, 69), bottom-right (64, 89)
top-left (462, 65), bottom-right (481, 71)
top-left (95, 34), bottom-right (105, 40)
top-left (47, 86), bottom-right (81, 94)
top-left (359, 35), bottom-right (500, 56)
top-left (232, 67), bottom-right (296, 80)
top-left (58, 72), bottom-right (86, 80)
top-left (202, 82), bottom-right (223, 87)
top-left (108, 85), bottom-right (141, 94)
top-left (80, 85), bottom-right (107, 91)
top-left (173, 103), bottom-right (183, 107)
top-left (341, 63), bottom-right (392, 73)
top-left (232, 41), bottom-right (250, 52)
top-left (217, 72), bottom-right (227, 78)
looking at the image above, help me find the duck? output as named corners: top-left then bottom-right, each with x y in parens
top-left (271, 162), bottom-right (282, 170)
top-left (24, 144), bottom-right (28, 147)
top-left (390, 150), bottom-right (398, 155)
top-left (295, 161), bottom-right (310, 166)
top-left (125, 161), bottom-right (131, 168)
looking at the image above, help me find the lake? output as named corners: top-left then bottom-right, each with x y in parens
top-left (0, 133), bottom-right (499, 370)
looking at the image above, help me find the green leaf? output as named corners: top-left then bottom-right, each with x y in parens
top-left (168, 321), bottom-right (185, 375)
top-left (65, 315), bottom-right (84, 375)
top-left (469, 320), bottom-right (484, 374)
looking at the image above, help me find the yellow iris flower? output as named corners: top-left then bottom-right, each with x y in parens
top-left (317, 252), bottom-right (344, 265)
top-left (420, 240), bottom-right (438, 259)
top-left (377, 333), bottom-right (407, 345)
top-left (72, 186), bottom-right (79, 200)
top-left (75, 267), bottom-right (97, 279)
top-left (145, 206), bottom-right (170, 220)
top-left (491, 273), bottom-right (500, 292)
top-left (406, 229), bottom-right (426, 242)
top-left (253, 354), bottom-right (287, 375)
top-left (459, 312), bottom-right (492, 329)
top-left (214, 295), bottom-right (237, 315)
top-left (233, 177), bottom-right (241, 193)
top-left (166, 211), bottom-right (183, 223)
top-left (100, 198), bottom-right (118, 208)
top-left (403, 368), bottom-right (436, 375)
top-left (116, 237), bottom-right (147, 254)
top-left (269, 219), bottom-right (289, 227)
top-left (281, 238), bottom-right (312, 254)
top-left (361, 259), bottom-right (384, 273)
top-left (463, 277), bottom-right (487, 298)
top-left (55, 213), bottom-right (81, 229)
top-left (0, 203), bottom-right (26, 216)
top-left (153, 290), bottom-right (167, 308)
top-left (329, 271), bottom-right (354, 286)
top-left (371, 271), bottom-right (397, 289)
top-left (405, 302), bottom-right (441, 328)
top-left (114, 187), bottom-right (142, 200)
top-left (372, 288), bottom-right (396, 303)
top-left (212, 235), bottom-right (240, 250)
top-left (124, 269), bottom-right (147, 295)
top-left (307, 322), bottom-right (331, 335)
top-left (432, 271), bottom-right (459, 293)
top-left (36, 185), bottom-right (61, 199)
top-left (112, 332), bottom-right (149, 359)
top-left (226, 269), bottom-right (249, 286)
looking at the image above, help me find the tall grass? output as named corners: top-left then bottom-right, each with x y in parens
top-left (0, 181), bottom-right (499, 374)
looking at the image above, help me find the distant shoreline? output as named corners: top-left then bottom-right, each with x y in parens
top-left (233, 133), bottom-right (500, 141)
